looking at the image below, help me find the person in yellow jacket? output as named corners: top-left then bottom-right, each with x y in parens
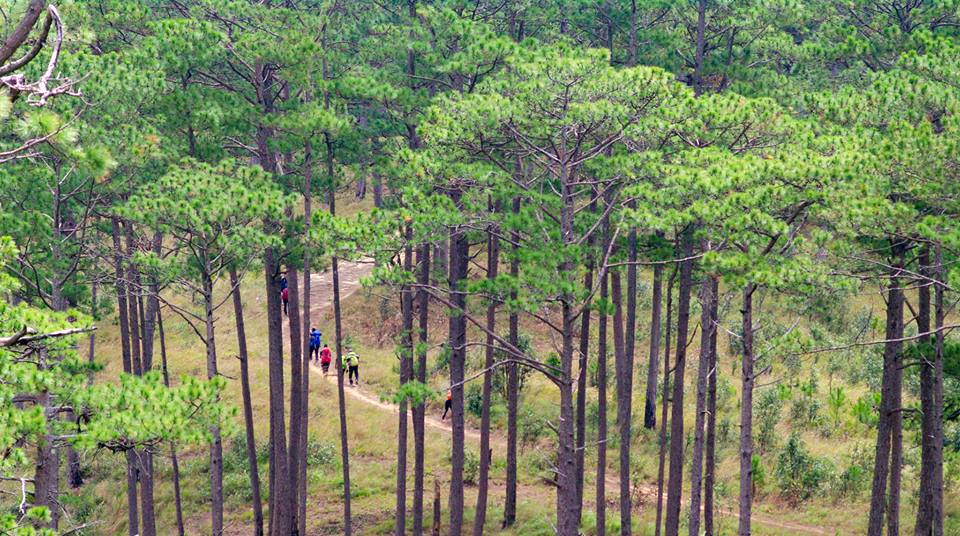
top-left (342, 347), bottom-right (360, 386)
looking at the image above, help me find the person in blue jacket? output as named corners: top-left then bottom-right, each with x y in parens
top-left (309, 328), bottom-right (322, 363)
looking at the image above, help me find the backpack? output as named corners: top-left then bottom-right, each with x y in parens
top-left (310, 331), bottom-right (321, 347)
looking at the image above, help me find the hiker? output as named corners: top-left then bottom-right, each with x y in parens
top-left (309, 328), bottom-right (322, 362)
top-left (442, 390), bottom-right (452, 420)
top-left (319, 343), bottom-right (332, 374)
top-left (281, 286), bottom-right (289, 316)
top-left (343, 347), bottom-right (360, 386)
top-left (279, 274), bottom-right (287, 292)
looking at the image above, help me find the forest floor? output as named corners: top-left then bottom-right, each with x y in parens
top-left (80, 195), bottom-right (954, 535)
top-left (299, 260), bottom-right (831, 535)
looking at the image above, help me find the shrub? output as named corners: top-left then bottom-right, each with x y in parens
top-left (751, 454), bottom-right (766, 495)
top-left (945, 450), bottom-right (960, 492)
top-left (718, 417), bottom-right (733, 447)
top-left (850, 392), bottom-right (880, 427)
top-left (223, 432), bottom-right (251, 474)
top-left (224, 470), bottom-right (254, 504)
top-left (463, 449), bottom-right (480, 485)
top-left (832, 464), bottom-right (867, 498)
top-left (789, 371), bottom-right (822, 429)
top-left (519, 408), bottom-right (548, 453)
top-left (756, 388), bottom-right (784, 453)
top-left (826, 386), bottom-right (847, 430)
top-left (466, 382), bottom-right (483, 418)
top-left (830, 444), bottom-right (872, 498)
top-left (58, 490), bottom-right (102, 524)
top-left (775, 433), bottom-right (834, 503)
top-left (307, 438), bottom-right (338, 467)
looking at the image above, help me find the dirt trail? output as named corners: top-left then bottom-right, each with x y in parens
top-left (298, 260), bottom-right (488, 443)
top-left (292, 261), bottom-right (830, 536)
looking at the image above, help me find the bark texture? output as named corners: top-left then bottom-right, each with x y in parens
top-left (230, 268), bottom-right (264, 536)
top-left (666, 231), bottom-right (694, 536)
top-left (473, 215), bottom-right (499, 536)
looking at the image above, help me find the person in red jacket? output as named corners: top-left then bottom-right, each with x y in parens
top-left (281, 286), bottom-right (289, 316)
top-left (319, 344), bottom-right (332, 374)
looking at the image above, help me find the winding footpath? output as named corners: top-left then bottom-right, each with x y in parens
top-left (292, 261), bottom-right (830, 535)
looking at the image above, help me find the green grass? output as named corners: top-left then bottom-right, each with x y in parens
top-left (73, 196), bottom-right (958, 534)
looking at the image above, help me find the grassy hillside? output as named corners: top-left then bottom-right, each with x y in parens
top-left (65, 196), bottom-right (958, 535)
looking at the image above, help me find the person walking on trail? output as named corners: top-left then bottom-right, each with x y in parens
top-left (442, 390), bottom-right (452, 420)
top-left (319, 344), bottom-right (332, 374)
top-left (309, 328), bottom-right (322, 362)
top-left (281, 286), bottom-right (289, 316)
top-left (343, 347), bottom-right (360, 386)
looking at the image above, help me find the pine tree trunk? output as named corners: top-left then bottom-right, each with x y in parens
top-left (230, 268), bottom-right (265, 536)
top-left (138, 428), bottom-right (155, 532)
top-left (124, 449), bottom-right (139, 536)
top-left (138, 231), bottom-right (161, 536)
top-left (738, 284), bottom-right (756, 536)
top-left (558, 162), bottom-right (579, 535)
top-left (317, 41), bottom-right (351, 532)
top-left (433, 477), bottom-right (442, 536)
top-left (397, 229), bottom-right (414, 536)
top-left (373, 171), bottom-right (384, 209)
top-left (665, 230), bottom-right (694, 536)
top-left (265, 245), bottom-right (292, 536)
top-left (286, 264), bottom-right (304, 532)
top-left (141, 231), bottom-right (162, 372)
top-left (54, 206), bottom-right (82, 490)
top-left (503, 197), bottom-right (520, 529)
top-left (689, 270), bottom-right (716, 536)
top-left (655, 270), bottom-right (676, 536)
top-left (703, 278), bottom-right (719, 536)
top-left (620, 217), bottom-right (640, 534)
top-left (473, 213), bottom-right (499, 536)
top-left (298, 142), bottom-right (313, 536)
top-left (413, 243), bottom-right (430, 536)
top-left (33, 393), bottom-right (59, 531)
top-left (254, 57), bottom-right (292, 536)
top-left (557, 300), bottom-right (579, 536)
top-left (575, 246), bottom-right (593, 525)
top-left (398, 13), bottom-right (420, 524)
top-left (611, 269), bottom-right (629, 535)
top-left (125, 223), bottom-right (143, 377)
top-left (124, 226), bottom-right (150, 536)
top-left (201, 269), bottom-right (224, 536)
top-left (123, 224), bottom-right (154, 536)
top-left (448, 190), bottom-right (469, 536)
top-left (111, 217), bottom-right (139, 536)
top-left (35, 398), bottom-right (60, 530)
top-left (75, 279), bottom-right (97, 490)
top-left (158, 308), bottom-right (186, 536)
top-left (889, 256), bottom-right (906, 536)
top-left (644, 261), bottom-right (663, 429)
top-left (930, 244), bottom-right (945, 536)
top-left (916, 246), bottom-right (934, 536)
top-left (57, 204), bottom-right (82, 489)
top-left (327, 134), bottom-right (353, 536)
top-left (433, 242), bottom-right (448, 288)
top-left (868, 242), bottom-right (906, 536)
top-left (596, 251), bottom-right (609, 536)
